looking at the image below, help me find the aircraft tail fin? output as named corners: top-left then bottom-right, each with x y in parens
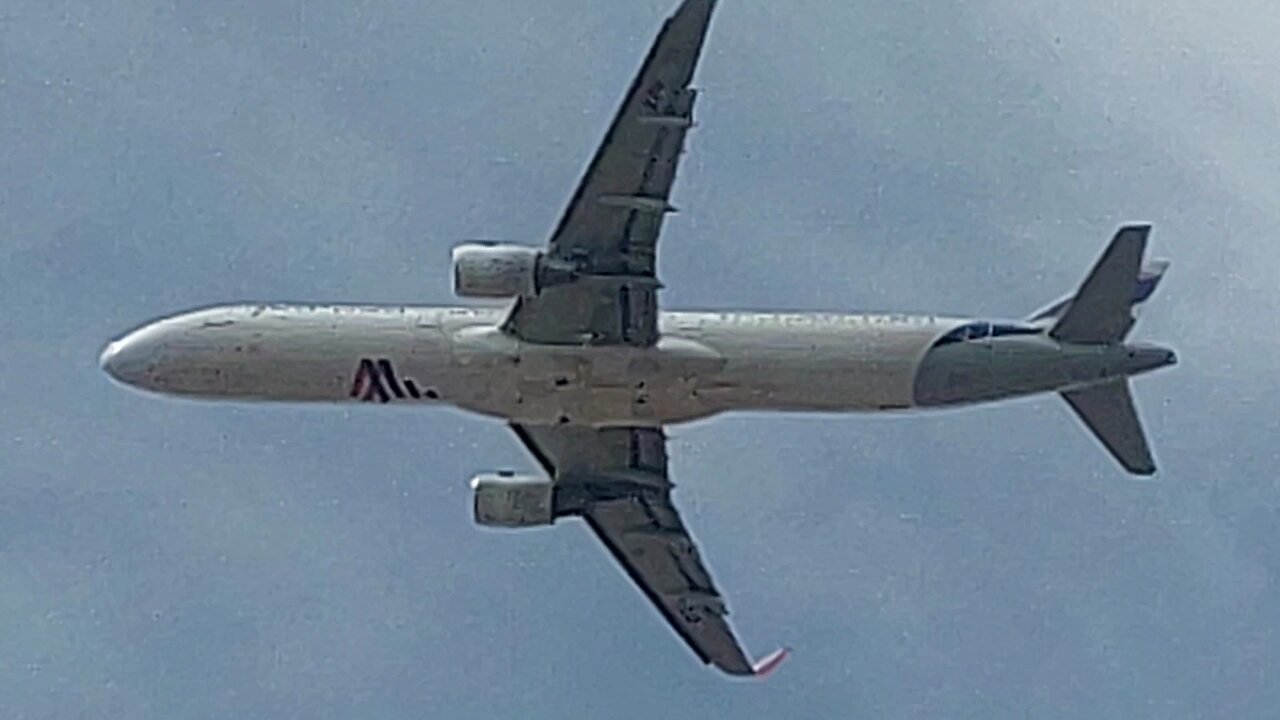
top-left (1061, 379), bottom-right (1156, 475)
top-left (1029, 259), bottom-right (1169, 325)
top-left (1048, 224), bottom-right (1153, 344)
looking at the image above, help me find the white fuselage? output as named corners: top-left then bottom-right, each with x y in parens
top-left (99, 303), bottom-right (1173, 426)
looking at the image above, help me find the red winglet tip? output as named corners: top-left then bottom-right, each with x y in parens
top-left (751, 647), bottom-right (790, 677)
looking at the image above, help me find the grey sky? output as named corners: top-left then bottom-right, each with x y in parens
top-left (2, 0), bottom-right (1277, 717)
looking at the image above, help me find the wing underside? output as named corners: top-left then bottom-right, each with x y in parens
top-left (510, 423), bottom-right (781, 677)
top-left (502, 0), bottom-right (717, 346)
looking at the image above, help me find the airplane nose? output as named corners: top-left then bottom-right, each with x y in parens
top-left (99, 331), bottom-right (158, 387)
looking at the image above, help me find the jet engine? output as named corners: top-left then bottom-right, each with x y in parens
top-left (471, 471), bottom-right (555, 528)
top-left (451, 242), bottom-right (541, 298)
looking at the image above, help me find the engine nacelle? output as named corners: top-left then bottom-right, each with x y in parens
top-left (451, 242), bottom-right (541, 298)
top-left (471, 471), bottom-right (555, 528)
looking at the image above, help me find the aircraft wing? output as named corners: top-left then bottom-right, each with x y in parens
top-left (501, 0), bottom-right (717, 346)
top-left (510, 423), bottom-right (785, 677)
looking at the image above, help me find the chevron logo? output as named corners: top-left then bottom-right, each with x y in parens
top-left (349, 358), bottom-right (433, 403)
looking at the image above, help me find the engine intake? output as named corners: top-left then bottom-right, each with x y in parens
top-left (452, 242), bottom-right (541, 298)
top-left (471, 471), bottom-right (555, 528)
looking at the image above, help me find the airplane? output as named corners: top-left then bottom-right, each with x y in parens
top-left (99, 0), bottom-right (1176, 678)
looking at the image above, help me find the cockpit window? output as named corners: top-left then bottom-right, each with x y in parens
top-left (933, 321), bottom-right (1041, 347)
top-left (991, 323), bottom-right (1042, 338)
top-left (934, 322), bottom-right (987, 346)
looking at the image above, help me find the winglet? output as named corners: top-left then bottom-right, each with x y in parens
top-left (751, 647), bottom-right (791, 678)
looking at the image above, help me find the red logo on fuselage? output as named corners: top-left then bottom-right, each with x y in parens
top-left (349, 358), bottom-right (432, 403)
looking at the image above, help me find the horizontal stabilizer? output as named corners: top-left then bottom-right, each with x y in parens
top-left (1061, 379), bottom-right (1156, 475)
top-left (1050, 224), bottom-right (1151, 344)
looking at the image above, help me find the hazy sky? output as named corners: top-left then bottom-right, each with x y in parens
top-left (3, 1), bottom-right (1278, 717)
